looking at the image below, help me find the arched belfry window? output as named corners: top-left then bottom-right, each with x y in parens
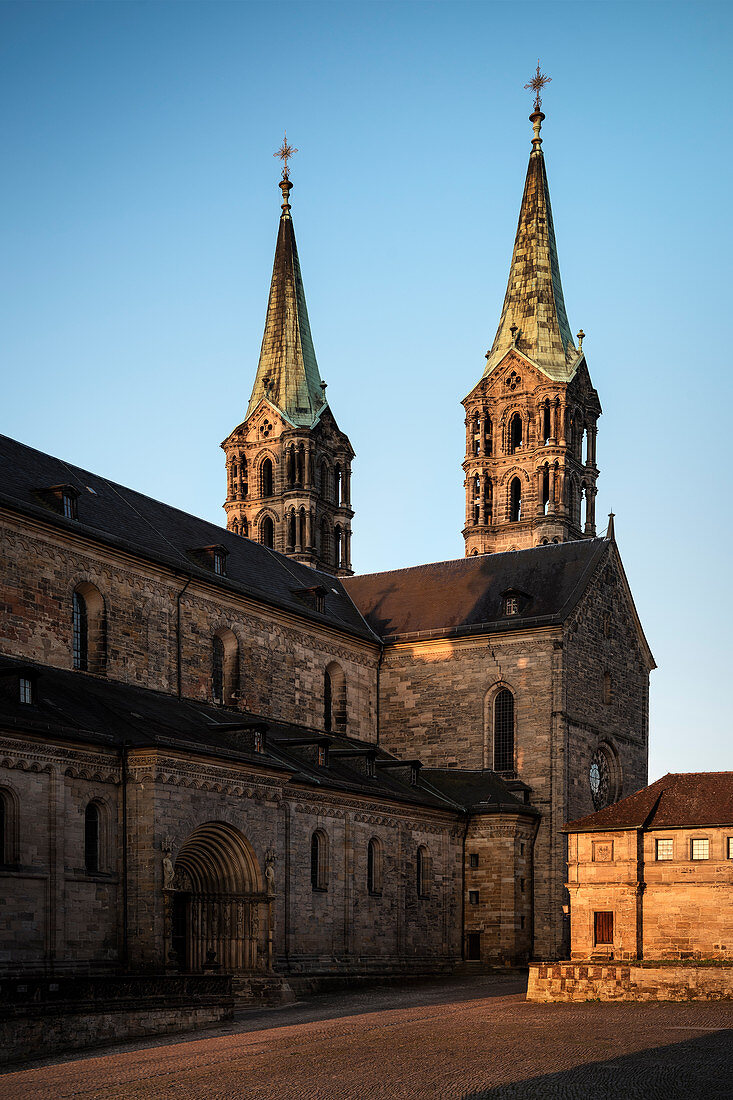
top-left (85, 801), bottom-right (101, 874)
top-left (311, 830), bottom-right (329, 891)
top-left (509, 478), bottom-right (522, 523)
top-left (509, 413), bottom-right (523, 454)
top-left (261, 459), bottom-right (273, 498)
top-left (261, 516), bottom-right (274, 548)
top-left (367, 837), bottom-right (383, 895)
top-left (493, 689), bottom-right (515, 773)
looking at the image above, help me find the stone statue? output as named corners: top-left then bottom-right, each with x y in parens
top-left (264, 849), bottom-right (277, 894)
top-left (163, 850), bottom-right (175, 890)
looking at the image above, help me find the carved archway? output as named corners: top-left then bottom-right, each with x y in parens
top-left (168, 821), bottom-right (269, 974)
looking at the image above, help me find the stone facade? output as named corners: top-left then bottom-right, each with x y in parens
top-left (527, 961), bottom-right (733, 1002)
top-left (566, 823), bottom-right (733, 962)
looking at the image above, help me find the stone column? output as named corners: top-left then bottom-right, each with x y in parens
top-left (465, 417), bottom-right (472, 457)
top-left (465, 480), bottom-right (473, 527)
top-left (589, 423), bottom-right (598, 467)
top-left (478, 414), bottom-right (485, 456)
top-left (344, 466), bottom-right (351, 506)
top-left (305, 508), bottom-right (313, 549)
top-left (585, 485), bottom-right (597, 535)
top-left (549, 466), bottom-right (557, 514)
top-left (536, 467), bottom-right (544, 516)
top-left (344, 528), bottom-right (352, 571)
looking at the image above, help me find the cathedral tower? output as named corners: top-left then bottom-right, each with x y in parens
top-left (463, 94), bottom-right (601, 555)
top-left (222, 148), bottom-right (354, 576)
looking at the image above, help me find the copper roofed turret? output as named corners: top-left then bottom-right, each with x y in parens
top-left (245, 137), bottom-right (327, 427)
top-left (484, 68), bottom-right (578, 381)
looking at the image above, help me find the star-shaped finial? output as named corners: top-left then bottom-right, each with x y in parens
top-left (524, 60), bottom-right (552, 112)
top-left (274, 132), bottom-right (298, 180)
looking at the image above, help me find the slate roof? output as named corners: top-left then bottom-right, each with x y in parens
top-left (0, 433), bottom-right (377, 644)
top-left (484, 114), bottom-right (579, 380)
top-left (564, 773), bottom-right (733, 833)
top-left (245, 180), bottom-right (327, 427)
top-left (422, 769), bottom-right (540, 816)
top-left (343, 539), bottom-right (609, 641)
top-left (0, 654), bottom-right (465, 813)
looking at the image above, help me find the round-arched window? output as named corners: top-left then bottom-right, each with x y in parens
top-left (589, 748), bottom-right (612, 810)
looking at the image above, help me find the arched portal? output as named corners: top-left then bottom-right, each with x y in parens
top-left (169, 822), bottom-right (267, 973)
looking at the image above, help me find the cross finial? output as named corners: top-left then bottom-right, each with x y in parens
top-left (524, 60), bottom-right (552, 112)
top-left (274, 132), bottom-right (298, 181)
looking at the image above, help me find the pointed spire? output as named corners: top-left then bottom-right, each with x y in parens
top-left (606, 512), bottom-right (615, 540)
top-left (246, 147), bottom-right (326, 427)
top-left (484, 89), bottom-right (578, 380)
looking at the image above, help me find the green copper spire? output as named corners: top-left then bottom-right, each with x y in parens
top-left (246, 165), bottom-right (327, 427)
top-left (484, 102), bottom-right (578, 381)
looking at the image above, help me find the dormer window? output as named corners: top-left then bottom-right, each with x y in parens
top-left (253, 729), bottom-right (265, 754)
top-left (35, 484), bottom-right (80, 519)
top-left (62, 491), bottom-right (77, 519)
top-left (504, 595), bottom-right (519, 616)
top-left (19, 677), bottom-right (33, 705)
top-left (213, 550), bottom-right (226, 576)
top-left (292, 586), bottom-right (327, 614)
top-left (317, 744), bottom-right (329, 767)
top-left (189, 545), bottom-right (229, 576)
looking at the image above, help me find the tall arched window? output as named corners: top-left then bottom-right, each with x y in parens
top-left (72, 583), bottom-right (106, 673)
top-left (416, 845), bottom-right (430, 899)
top-left (542, 402), bottom-right (551, 443)
top-left (367, 837), bottom-right (383, 895)
top-left (320, 518), bottom-right (330, 563)
top-left (212, 635), bottom-right (224, 704)
top-left (72, 590), bottom-right (88, 670)
top-left (311, 830), bottom-right (329, 891)
top-left (324, 661), bottom-right (346, 733)
top-left (494, 689), bottom-right (515, 773)
top-left (85, 801), bottom-right (100, 874)
top-left (509, 478), bottom-right (522, 522)
top-left (509, 413), bottom-right (523, 454)
top-left (261, 459), bottom-right (273, 497)
top-left (212, 628), bottom-right (239, 706)
top-left (288, 510), bottom-right (296, 549)
top-left (542, 467), bottom-right (550, 514)
top-left (0, 788), bottom-right (19, 866)
top-left (319, 461), bottom-right (329, 499)
top-left (261, 516), bottom-right (274, 548)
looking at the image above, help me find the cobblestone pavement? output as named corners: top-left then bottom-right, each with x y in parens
top-left (1, 973), bottom-right (732, 1100)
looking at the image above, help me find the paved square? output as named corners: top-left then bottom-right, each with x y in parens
top-left (1, 974), bottom-right (731, 1099)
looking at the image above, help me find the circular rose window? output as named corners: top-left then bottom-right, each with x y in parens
top-left (589, 749), bottom-right (611, 810)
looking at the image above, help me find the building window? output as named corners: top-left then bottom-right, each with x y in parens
top-left (19, 677), bottom-right (33, 705)
top-left (212, 635), bottom-right (224, 704)
top-left (466, 931), bottom-right (481, 960)
top-left (509, 413), bottom-right (523, 453)
top-left (253, 728), bottom-right (265, 753)
top-left (656, 838), bottom-right (674, 861)
top-left (503, 595), bottom-right (519, 616)
top-left (72, 590), bottom-right (88, 671)
top-left (0, 788), bottom-right (19, 865)
top-left (493, 689), bottom-right (515, 772)
top-left (469, 852), bottom-right (479, 869)
top-left (728, 837), bottom-right (733, 860)
top-left (62, 491), bottom-right (77, 519)
top-left (324, 662), bottom-right (346, 733)
top-left (213, 550), bottom-right (226, 576)
top-left (520, 878), bottom-right (525, 893)
top-left (509, 477), bottom-right (522, 522)
top-left (261, 459), bottom-right (273, 497)
top-left (594, 911), bottom-right (613, 945)
top-left (317, 744), bottom-right (328, 767)
top-left (468, 889), bottom-right (479, 906)
top-left (261, 516), bottom-right (274, 548)
top-left (311, 830), bottom-right (328, 891)
top-left (416, 845), bottom-right (430, 899)
top-left (603, 672), bottom-right (612, 705)
top-left (85, 802), bottom-right (100, 874)
top-left (367, 837), bottom-right (383, 895)
top-left (691, 838), bottom-right (709, 860)
top-left (589, 748), bottom-right (612, 811)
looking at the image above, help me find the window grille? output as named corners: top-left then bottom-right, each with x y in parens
top-left (72, 591), bottom-right (88, 671)
top-left (85, 803), bottom-right (100, 874)
top-left (656, 839), bottom-right (674, 861)
top-left (19, 678), bottom-right (33, 705)
top-left (691, 838), bottom-right (709, 860)
top-left (594, 911), bottom-right (613, 945)
top-left (493, 690), bottom-right (514, 772)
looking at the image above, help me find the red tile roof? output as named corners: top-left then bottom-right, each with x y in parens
top-left (564, 772), bottom-right (733, 833)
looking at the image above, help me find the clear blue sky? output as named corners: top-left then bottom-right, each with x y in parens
top-left (1, 1), bottom-right (731, 781)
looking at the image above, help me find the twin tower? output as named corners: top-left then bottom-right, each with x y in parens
top-left (222, 105), bottom-right (601, 574)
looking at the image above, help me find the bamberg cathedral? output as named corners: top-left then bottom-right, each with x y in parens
top-left (0, 96), bottom-right (653, 988)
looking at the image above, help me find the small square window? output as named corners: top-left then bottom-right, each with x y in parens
top-left (469, 853), bottom-right (479, 869)
top-left (19, 677), bottom-right (33, 705)
top-left (691, 838), bottom-right (709, 860)
top-left (468, 889), bottom-right (479, 906)
top-left (656, 839), bottom-right (674, 861)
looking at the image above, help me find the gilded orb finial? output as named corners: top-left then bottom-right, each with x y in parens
top-left (274, 132), bottom-right (298, 181)
top-left (524, 60), bottom-right (552, 113)
top-left (577, 329), bottom-right (585, 351)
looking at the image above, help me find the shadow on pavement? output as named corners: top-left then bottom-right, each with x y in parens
top-left (460, 1030), bottom-right (733, 1100)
